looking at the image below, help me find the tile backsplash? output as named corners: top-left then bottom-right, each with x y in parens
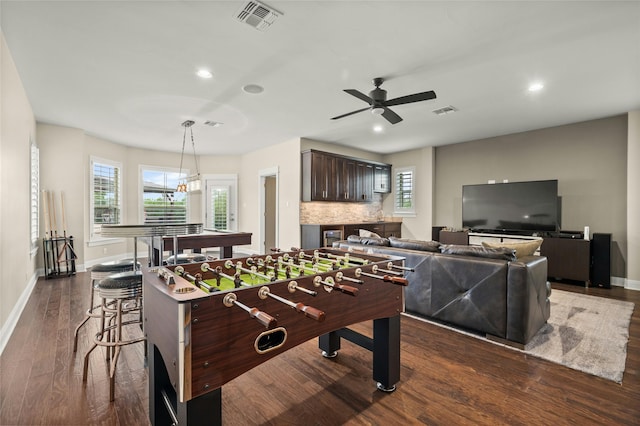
top-left (300, 199), bottom-right (384, 224)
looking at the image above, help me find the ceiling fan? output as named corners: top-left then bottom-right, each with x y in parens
top-left (331, 77), bottom-right (437, 125)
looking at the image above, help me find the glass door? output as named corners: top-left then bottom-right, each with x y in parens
top-left (205, 177), bottom-right (237, 231)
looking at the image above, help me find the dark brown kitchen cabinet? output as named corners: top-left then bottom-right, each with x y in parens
top-left (336, 157), bottom-right (358, 201)
top-left (357, 162), bottom-right (374, 201)
top-left (301, 150), bottom-right (391, 202)
top-left (373, 164), bottom-right (391, 193)
top-left (302, 150), bottom-right (336, 201)
top-left (301, 222), bottom-right (402, 249)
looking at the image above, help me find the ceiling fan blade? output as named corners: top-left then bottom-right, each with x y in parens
top-left (344, 89), bottom-right (374, 104)
top-left (331, 106), bottom-right (371, 120)
top-left (381, 107), bottom-right (403, 125)
top-left (384, 90), bottom-right (436, 107)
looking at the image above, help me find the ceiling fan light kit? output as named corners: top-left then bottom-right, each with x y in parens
top-left (331, 77), bottom-right (437, 125)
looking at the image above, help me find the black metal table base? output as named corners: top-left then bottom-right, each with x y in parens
top-left (319, 315), bottom-right (401, 392)
top-left (148, 314), bottom-right (400, 425)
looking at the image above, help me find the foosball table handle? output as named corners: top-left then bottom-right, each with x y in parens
top-left (383, 275), bottom-right (409, 286)
top-left (335, 283), bottom-right (359, 296)
top-left (249, 308), bottom-right (277, 329)
top-left (294, 303), bottom-right (326, 322)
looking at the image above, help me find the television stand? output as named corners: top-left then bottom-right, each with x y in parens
top-left (467, 231), bottom-right (590, 286)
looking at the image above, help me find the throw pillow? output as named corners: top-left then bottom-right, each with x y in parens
top-left (346, 235), bottom-right (390, 246)
top-left (359, 229), bottom-right (382, 238)
top-left (388, 237), bottom-right (440, 252)
top-left (481, 239), bottom-right (542, 258)
top-left (439, 244), bottom-right (517, 261)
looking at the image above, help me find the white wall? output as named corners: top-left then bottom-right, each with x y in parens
top-left (382, 147), bottom-right (435, 240)
top-left (240, 138), bottom-right (301, 253)
top-left (35, 124), bottom-right (247, 267)
top-left (0, 33), bottom-right (37, 347)
top-left (434, 115), bottom-right (629, 278)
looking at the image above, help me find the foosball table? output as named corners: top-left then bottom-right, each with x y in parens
top-left (143, 247), bottom-right (411, 426)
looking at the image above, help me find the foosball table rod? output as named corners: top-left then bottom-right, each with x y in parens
top-left (201, 263), bottom-right (251, 288)
top-left (387, 261), bottom-right (415, 272)
top-left (257, 286), bottom-right (325, 322)
top-left (312, 275), bottom-right (359, 296)
top-left (222, 292), bottom-right (277, 329)
top-left (354, 268), bottom-right (409, 286)
top-left (174, 266), bottom-right (216, 292)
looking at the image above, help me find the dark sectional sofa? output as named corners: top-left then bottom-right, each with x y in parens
top-left (335, 236), bottom-right (551, 346)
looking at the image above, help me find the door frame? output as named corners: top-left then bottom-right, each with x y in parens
top-left (259, 167), bottom-right (279, 254)
top-left (202, 174), bottom-right (238, 231)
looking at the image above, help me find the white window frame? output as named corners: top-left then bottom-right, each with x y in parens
top-left (393, 166), bottom-right (416, 217)
top-left (139, 165), bottom-right (189, 225)
top-left (30, 141), bottom-right (40, 255)
top-left (89, 156), bottom-right (123, 244)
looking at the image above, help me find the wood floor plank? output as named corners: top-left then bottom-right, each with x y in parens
top-left (0, 274), bottom-right (638, 425)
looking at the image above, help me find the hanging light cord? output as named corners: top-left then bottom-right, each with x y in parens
top-left (178, 124), bottom-right (188, 183)
top-left (189, 125), bottom-right (200, 177)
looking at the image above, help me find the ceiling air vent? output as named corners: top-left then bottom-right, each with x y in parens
top-left (432, 106), bottom-right (458, 115)
top-left (235, 1), bottom-right (282, 31)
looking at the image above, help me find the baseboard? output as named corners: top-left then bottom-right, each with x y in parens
top-left (625, 278), bottom-right (640, 291)
top-left (611, 276), bottom-right (640, 291)
top-left (0, 272), bottom-right (39, 356)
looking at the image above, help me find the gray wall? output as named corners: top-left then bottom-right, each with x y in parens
top-left (434, 115), bottom-right (628, 277)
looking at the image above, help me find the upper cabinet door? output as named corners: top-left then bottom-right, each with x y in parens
top-left (357, 162), bottom-right (374, 201)
top-left (302, 150), bottom-right (337, 201)
top-left (373, 165), bottom-right (391, 193)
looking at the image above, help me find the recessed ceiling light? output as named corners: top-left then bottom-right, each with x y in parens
top-left (242, 84), bottom-right (264, 94)
top-left (528, 82), bottom-right (544, 92)
top-left (373, 124), bottom-right (384, 133)
top-left (197, 69), bottom-right (213, 79)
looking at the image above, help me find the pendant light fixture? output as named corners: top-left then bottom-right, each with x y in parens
top-left (177, 120), bottom-right (201, 193)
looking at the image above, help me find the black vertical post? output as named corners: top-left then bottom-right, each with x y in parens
top-left (372, 315), bottom-right (401, 391)
top-left (319, 331), bottom-right (341, 357)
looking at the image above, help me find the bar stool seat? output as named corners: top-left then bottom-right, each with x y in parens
top-left (73, 259), bottom-right (139, 352)
top-left (165, 252), bottom-right (207, 264)
top-left (82, 270), bottom-right (144, 402)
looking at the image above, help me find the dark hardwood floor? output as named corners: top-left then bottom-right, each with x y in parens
top-left (1, 272), bottom-right (638, 425)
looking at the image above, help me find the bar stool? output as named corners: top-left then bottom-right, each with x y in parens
top-left (82, 270), bottom-right (144, 401)
top-left (73, 259), bottom-right (139, 352)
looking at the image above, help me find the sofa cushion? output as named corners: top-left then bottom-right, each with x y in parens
top-left (389, 237), bottom-right (440, 252)
top-left (359, 229), bottom-right (381, 238)
top-left (482, 239), bottom-right (542, 259)
top-left (346, 235), bottom-right (390, 246)
top-left (440, 244), bottom-right (516, 261)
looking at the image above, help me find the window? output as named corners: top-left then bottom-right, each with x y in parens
top-left (210, 186), bottom-right (229, 229)
top-left (90, 157), bottom-right (122, 240)
top-left (394, 166), bottom-right (415, 216)
top-left (141, 167), bottom-right (187, 225)
top-left (30, 142), bottom-right (40, 249)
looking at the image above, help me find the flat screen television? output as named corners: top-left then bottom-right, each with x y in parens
top-left (462, 179), bottom-right (559, 234)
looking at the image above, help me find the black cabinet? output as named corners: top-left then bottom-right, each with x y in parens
top-left (302, 150), bottom-right (391, 202)
top-left (540, 237), bottom-right (591, 284)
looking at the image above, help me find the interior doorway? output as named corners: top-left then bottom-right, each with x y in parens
top-left (259, 167), bottom-right (278, 254)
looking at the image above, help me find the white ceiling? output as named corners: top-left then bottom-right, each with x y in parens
top-left (2, 1), bottom-right (639, 156)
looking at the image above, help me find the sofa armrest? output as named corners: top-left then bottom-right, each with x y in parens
top-left (506, 256), bottom-right (551, 345)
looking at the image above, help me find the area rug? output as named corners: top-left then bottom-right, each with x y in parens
top-left (525, 290), bottom-right (634, 383)
top-left (406, 289), bottom-right (635, 383)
